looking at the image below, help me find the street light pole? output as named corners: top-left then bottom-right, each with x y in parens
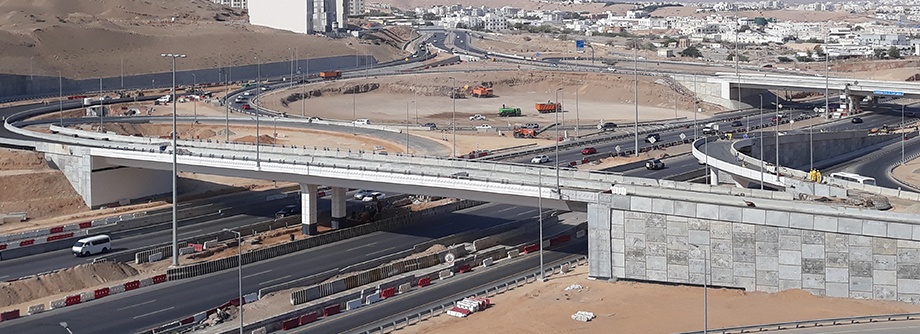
top-left (575, 86), bottom-right (580, 137)
top-left (759, 94), bottom-right (764, 190)
top-left (223, 229), bottom-right (244, 334)
top-left (903, 104), bottom-right (906, 165)
top-left (256, 57), bottom-right (261, 169)
top-left (58, 71), bottom-right (63, 127)
top-left (161, 53), bottom-right (185, 267)
top-left (99, 77), bottom-right (104, 131)
top-left (192, 73), bottom-right (197, 124)
top-left (299, 67), bottom-right (304, 117)
top-left (225, 63), bottom-right (231, 142)
top-left (406, 101), bottom-right (410, 154)
top-left (538, 168), bottom-right (545, 282)
top-left (555, 87), bottom-right (563, 192)
top-left (634, 41), bottom-right (639, 157)
top-left (450, 76), bottom-right (457, 157)
top-left (776, 95), bottom-right (780, 177)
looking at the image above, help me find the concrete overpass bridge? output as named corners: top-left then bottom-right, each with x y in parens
top-left (6, 103), bottom-right (920, 305)
top-left (710, 72), bottom-right (920, 112)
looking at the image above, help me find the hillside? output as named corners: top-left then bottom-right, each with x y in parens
top-left (0, 0), bottom-right (407, 79)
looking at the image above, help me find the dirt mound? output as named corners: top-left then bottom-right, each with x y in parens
top-left (0, 148), bottom-right (46, 170)
top-left (234, 134), bottom-right (276, 145)
top-left (0, 170), bottom-right (86, 219)
top-left (0, 262), bottom-right (140, 307)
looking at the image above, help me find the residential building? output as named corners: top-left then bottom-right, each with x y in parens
top-left (349, 0), bottom-right (364, 16)
top-left (248, 0), bottom-right (347, 34)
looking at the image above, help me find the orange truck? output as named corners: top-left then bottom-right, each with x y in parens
top-left (319, 71), bottom-right (342, 80)
top-left (535, 102), bottom-right (561, 113)
top-left (470, 87), bottom-right (493, 98)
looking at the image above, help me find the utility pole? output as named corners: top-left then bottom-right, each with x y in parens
top-left (634, 41), bottom-right (639, 157)
top-left (160, 53), bottom-right (186, 267)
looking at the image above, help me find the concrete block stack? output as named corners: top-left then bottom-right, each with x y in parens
top-left (571, 311), bottom-right (596, 322)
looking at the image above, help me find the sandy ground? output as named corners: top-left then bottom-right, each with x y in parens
top-left (891, 158), bottom-right (920, 196)
top-left (403, 265), bottom-right (920, 334)
top-left (0, 0), bottom-right (408, 79)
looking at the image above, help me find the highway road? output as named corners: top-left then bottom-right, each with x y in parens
top-left (0, 203), bottom-right (550, 334)
top-left (291, 240), bottom-right (587, 334)
top-left (760, 320), bottom-right (920, 334)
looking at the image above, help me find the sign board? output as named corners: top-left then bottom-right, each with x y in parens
top-left (679, 133), bottom-right (686, 141)
top-left (648, 136), bottom-right (657, 144)
top-left (576, 40), bottom-right (585, 51)
top-left (873, 90), bottom-right (904, 97)
top-left (615, 145), bottom-right (621, 153)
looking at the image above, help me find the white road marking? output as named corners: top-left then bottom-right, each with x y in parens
top-left (346, 242), bottom-right (377, 252)
top-left (178, 229), bottom-right (203, 236)
top-left (497, 207), bottom-right (515, 213)
top-left (132, 306), bottom-right (174, 319)
top-left (259, 275), bottom-right (293, 286)
top-left (242, 269), bottom-right (272, 279)
top-left (365, 247), bottom-right (397, 257)
top-left (0, 275), bottom-right (9, 280)
top-left (517, 209), bottom-right (536, 216)
top-left (117, 300), bottom-right (158, 311)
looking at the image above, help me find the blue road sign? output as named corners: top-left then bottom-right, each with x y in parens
top-left (576, 40), bottom-right (585, 51)
top-left (874, 90), bottom-right (904, 96)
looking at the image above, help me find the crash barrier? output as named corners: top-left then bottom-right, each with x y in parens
top-left (167, 200), bottom-right (485, 281)
top-left (0, 210), bottom-right (140, 244)
top-left (26, 304), bottom-right (43, 315)
top-left (355, 255), bottom-right (588, 334)
top-left (0, 309), bottom-right (20, 322)
top-left (675, 313), bottom-right (920, 334)
top-left (291, 253), bottom-right (440, 305)
top-left (417, 210), bottom-right (559, 254)
top-left (258, 268), bottom-right (339, 299)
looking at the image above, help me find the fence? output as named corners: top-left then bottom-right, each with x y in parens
top-left (166, 200), bottom-right (484, 280)
top-left (354, 255), bottom-right (587, 334)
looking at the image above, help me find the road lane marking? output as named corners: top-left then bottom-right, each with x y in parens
top-left (259, 275), bottom-right (293, 286)
top-left (133, 306), bottom-right (174, 319)
top-left (178, 229), bottom-right (203, 236)
top-left (117, 300), bottom-right (157, 311)
top-left (497, 207), bottom-right (515, 213)
top-left (346, 242), bottom-right (377, 252)
top-left (365, 247), bottom-right (397, 257)
top-left (517, 209), bottom-right (536, 216)
top-left (0, 275), bottom-right (8, 280)
top-left (242, 269), bottom-right (272, 279)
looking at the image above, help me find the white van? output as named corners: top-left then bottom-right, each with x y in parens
top-left (72, 235), bottom-right (112, 257)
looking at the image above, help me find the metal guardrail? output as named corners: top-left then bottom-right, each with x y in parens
top-left (676, 312), bottom-right (920, 334)
top-left (355, 255), bottom-right (587, 334)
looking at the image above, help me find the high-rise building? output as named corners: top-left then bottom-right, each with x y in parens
top-left (349, 0), bottom-right (364, 16)
top-left (211, 0), bottom-right (247, 9)
top-left (248, 0), bottom-right (347, 33)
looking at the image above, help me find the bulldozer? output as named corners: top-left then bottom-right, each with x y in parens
top-left (513, 128), bottom-right (537, 138)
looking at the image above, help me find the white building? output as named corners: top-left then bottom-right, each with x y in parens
top-left (249, 0), bottom-right (348, 33)
top-left (348, 0), bottom-right (364, 16)
top-left (481, 13), bottom-right (507, 31)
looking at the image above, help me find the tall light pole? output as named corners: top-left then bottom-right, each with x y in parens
top-left (29, 56), bottom-right (33, 81)
top-left (759, 94), bottom-right (764, 190)
top-left (255, 57), bottom-right (261, 169)
top-left (902, 104), bottom-right (906, 165)
top-left (821, 34), bottom-right (829, 171)
top-left (353, 52), bottom-right (358, 136)
top-left (450, 76), bottom-right (457, 157)
top-left (120, 55), bottom-right (124, 89)
top-left (58, 71), bottom-right (63, 127)
top-left (223, 229), bottom-right (244, 334)
top-left (693, 74), bottom-right (698, 140)
top-left (161, 53), bottom-right (185, 267)
top-left (691, 244), bottom-right (709, 334)
top-left (406, 100), bottom-right (410, 154)
top-left (575, 84), bottom-right (580, 137)
top-left (775, 95), bottom-right (780, 177)
top-left (555, 87), bottom-right (563, 191)
top-left (298, 67), bottom-right (304, 117)
top-left (99, 77), bottom-right (104, 131)
top-left (225, 62), bottom-right (231, 142)
top-left (289, 47), bottom-right (295, 88)
top-left (192, 73), bottom-right (197, 124)
top-left (633, 40), bottom-right (640, 157)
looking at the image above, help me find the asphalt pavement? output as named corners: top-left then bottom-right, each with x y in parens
top-left (0, 203), bottom-right (547, 334)
top-left (292, 240), bottom-right (587, 334)
top-left (763, 320), bottom-right (920, 334)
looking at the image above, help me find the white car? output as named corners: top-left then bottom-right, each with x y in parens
top-left (470, 114), bottom-right (486, 121)
top-left (362, 192), bottom-right (385, 201)
top-left (476, 124), bottom-right (493, 129)
top-left (531, 155), bottom-right (551, 164)
top-left (243, 91), bottom-right (252, 96)
top-left (353, 190), bottom-right (373, 200)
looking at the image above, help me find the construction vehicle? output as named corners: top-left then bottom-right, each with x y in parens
top-left (535, 102), bottom-right (562, 113)
top-left (470, 86), bottom-right (493, 98)
top-left (498, 107), bottom-right (522, 117)
top-left (513, 128), bottom-right (537, 138)
top-left (319, 71), bottom-right (342, 80)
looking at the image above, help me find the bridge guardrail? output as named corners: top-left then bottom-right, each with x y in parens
top-left (676, 312), bottom-right (920, 334)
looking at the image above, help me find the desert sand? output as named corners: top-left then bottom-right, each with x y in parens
top-left (403, 265), bottom-right (920, 334)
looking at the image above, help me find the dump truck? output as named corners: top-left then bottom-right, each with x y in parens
top-left (498, 107), bottom-right (521, 117)
top-left (319, 71), bottom-right (342, 80)
top-left (470, 86), bottom-right (493, 98)
top-left (513, 128), bottom-right (537, 138)
top-left (535, 102), bottom-right (561, 113)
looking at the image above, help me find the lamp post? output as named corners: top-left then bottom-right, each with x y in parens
top-left (554, 87), bottom-right (563, 192)
top-left (58, 71), bottom-right (63, 127)
top-left (99, 77), bottom-right (104, 131)
top-left (450, 76), bottom-right (457, 157)
top-left (121, 55), bottom-right (124, 89)
top-left (192, 73), bottom-right (197, 124)
top-left (902, 104), bottom-right (906, 165)
top-left (225, 63), bottom-right (231, 142)
top-left (223, 229), bottom-right (244, 334)
top-left (538, 168), bottom-right (545, 282)
top-left (406, 100), bottom-right (410, 154)
top-left (255, 57), bottom-right (261, 169)
top-left (289, 47), bottom-right (295, 88)
top-left (776, 96), bottom-right (781, 178)
top-left (759, 94), bottom-right (764, 190)
top-left (690, 244), bottom-right (709, 334)
top-left (353, 52), bottom-right (358, 136)
top-left (161, 53), bottom-right (185, 267)
top-left (29, 56), bottom-right (33, 81)
top-left (633, 41), bottom-right (639, 157)
top-left (298, 67), bottom-right (304, 117)
top-left (575, 86), bottom-right (580, 137)
top-left (693, 74), bottom-right (698, 140)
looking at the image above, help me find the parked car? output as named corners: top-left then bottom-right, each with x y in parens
top-left (598, 122), bottom-right (618, 131)
top-left (423, 122), bottom-right (437, 129)
top-left (275, 205), bottom-right (301, 218)
top-left (731, 120), bottom-right (743, 127)
top-left (354, 190), bottom-right (374, 200)
top-left (645, 133), bottom-right (661, 143)
top-left (476, 124), bottom-right (493, 129)
top-left (581, 147), bottom-right (597, 155)
top-left (646, 159), bottom-right (665, 170)
top-left (531, 155), bottom-right (551, 164)
top-left (851, 117), bottom-right (863, 124)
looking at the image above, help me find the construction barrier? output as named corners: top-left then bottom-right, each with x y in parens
top-left (366, 294), bottom-right (382, 305)
top-left (124, 280), bottom-right (141, 291)
top-left (188, 243), bottom-right (204, 252)
top-left (380, 287), bottom-right (396, 299)
top-left (180, 316), bottom-right (195, 325)
top-left (49, 226), bottom-right (64, 234)
top-left (482, 258), bottom-right (494, 267)
top-left (80, 291), bottom-right (95, 302)
top-left (110, 284), bottom-right (125, 294)
top-left (139, 278), bottom-right (153, 287)
top-left (398, 283), bottom-right (412, 294)
top-left (27, 304), bottom-right (44, 315)
top-left (152, 274), bottom-right (167, 284)
top-left (0, 309), bottom-right (20, 322)
top-left (439, 270), bottom-right (453, 280)
top-left (49, 299), bottom-right (66, 309)
top-left (298, 311), bottom-right (318, 325)
top-left (281, 318), bottom-right (300, 330)
top-left (64, 295), bottom-right (81, 306)
top-left (78, 222), bottom-right (93, 229)
top-left (346, 298), bottom-right (363, 310)
top-left (522, 244), bottom-right (539, 254)
top-left (323, 304), bottom-right (341, 317)
top-left (19, 239), bottom-right (34, 247)
top-left (507, 249), bottom-right (520, 258)
top-left (418, 277), bottom-right (431, 287)
top-left (550, 235), bottom-right (572, 246)
top-left (94, 287), bottom-right (110, 299)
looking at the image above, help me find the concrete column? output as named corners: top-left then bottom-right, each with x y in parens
top-left (301, 184), bottom-right (319, 235)
top-left (331, 187), bottom-right (347, 229)
top-left (709, 168), bottom-right (719, 186)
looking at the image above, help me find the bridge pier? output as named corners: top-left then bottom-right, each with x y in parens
top-left (330, 187), bottom-right (347, 229)
top-left (300, 183), bottom-right (319, 235)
